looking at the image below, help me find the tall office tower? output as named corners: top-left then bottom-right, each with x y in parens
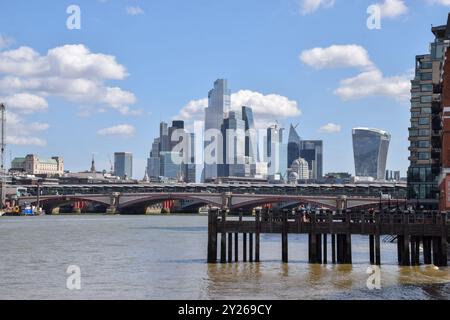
top-left (169, 120), bottom-right (185, 150)
top-left (300, 140), bottom-right (323, 180)
top-left (159, 122), bottom-right (170, 152)
top-left (114, 152), bottom-right (133, 180)
top-left (222, 110), bottom-right (248, 177)
top-left (147, 137), bottom-right (161, 179)
top-left (183, 133), bottom-right (196, 183)
top-left (353, 128), bottom-right (390, 181)
top-left (409, 14), bottom-right (450, 210)
top-left (267, 124), bottom-right (286, 180)
top-left (147, 120), bottom-right (195, 182)
top-left (242, 106), bottom-right (257, 161)
top-left (288, 124), bottom-right (301, 169)
top-left (204, 79), bottom-right (230, 181)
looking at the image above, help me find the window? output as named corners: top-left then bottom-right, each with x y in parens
top-left (418, 152), bottom-right (430, 160)
top-left (419, 129), bottom-right (430, 136)
top-left (419, 117), bottom-right (430, 125)
top-left (420, 73), bottom-right (432, 81)
top-left (420, 96), bottom-right (432, 103)
top-left (418, 140), bottom-right (430, 148)
top-left (421, 84), bottom-right (433, 92)
top-left (421, 108), bottom-right (431, 114)
top-left (412, 112), bottom-right (421, 117)
top-left (420, 61), bottom-right (432, 69)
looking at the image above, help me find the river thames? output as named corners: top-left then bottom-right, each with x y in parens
top-left (0, 215), bottom-right (449, 300)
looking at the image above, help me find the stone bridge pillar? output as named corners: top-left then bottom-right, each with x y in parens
top-left (106, 192), bottom-right (121, 214)
top-left (336, 195), bottom-right (348, 213)
top-left (221, 192), bottom-right (232, 211)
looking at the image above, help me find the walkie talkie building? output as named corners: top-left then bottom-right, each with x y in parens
top-left (352, 128), bottom-right (391, 180)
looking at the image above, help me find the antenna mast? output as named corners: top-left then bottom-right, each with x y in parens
top-left (0, 103), bottom-right (6, 209)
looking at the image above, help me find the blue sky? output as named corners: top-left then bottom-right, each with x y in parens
top-left (0, 0), bottom-right (449, 178)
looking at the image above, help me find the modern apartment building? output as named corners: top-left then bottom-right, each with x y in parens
top-left (408, 14), bottom-right (450, 209)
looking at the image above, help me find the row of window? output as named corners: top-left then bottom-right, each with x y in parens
top-left (409, 129), bottom-right (430, 137)
top-left (410, 140), bottom-right (430, 148)
top-left (408, 167), bottom-right (435, 182)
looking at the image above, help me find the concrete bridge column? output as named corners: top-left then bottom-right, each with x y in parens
top-left (222, 192), bottom-right (232, 211)
top-left (336, 196), bottom-right (348, 212)
top-left (106, 192), bottom-right (121, 214)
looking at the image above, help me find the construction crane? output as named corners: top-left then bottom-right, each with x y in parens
top-left (108, 154), bottom-right (114, 174)
top-left (0, 103), bottom-right (6, 209)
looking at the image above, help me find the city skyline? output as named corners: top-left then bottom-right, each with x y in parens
top-left (1, 1), bottom-right (450, 178)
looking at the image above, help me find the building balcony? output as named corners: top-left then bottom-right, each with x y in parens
top-left (431, 102), bottom-right (441, 114)
top-left (434, 84), bottom-right (443, 94)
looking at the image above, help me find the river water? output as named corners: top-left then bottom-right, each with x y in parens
top-left (0, 215), bottom-right (449, 300)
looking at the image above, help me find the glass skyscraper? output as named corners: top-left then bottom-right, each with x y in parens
top-left (299, 140), bottom-right (323, 180)
top-left (114, 152), bottom-right (133, 180)
top-left (352, 128), bottom-right (390, 180)
top-left (287, 124), bottom-right (323, 180)
top-left (204, 79), bottom-right (230, 181)
top-left (222, 110), bottom-right (248, 177)
top-left (288, 124), bottom-right (301, 169)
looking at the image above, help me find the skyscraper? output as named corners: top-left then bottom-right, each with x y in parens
top-left (147, 120), bottom-right (196, 182)
top-left (267, 124), bottom-right (286, 180)
top-left (242, 106), bottom-right (257, 162)
top-left (114, 152), bottom-right (133, 180)
top-left (204, 79), bottom-right (231, 181)
top-left (409, 14), bottom-right (450, 210)
top-left (300, 140), bottom-right (323, 180)
top-left (352, 128), bottom-right (390, 180)
top-left (288, 124), bottom-right (301, 169)
top-left (222, 109), bottom-right (247, 177)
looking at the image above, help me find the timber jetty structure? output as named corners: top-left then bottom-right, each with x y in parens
top-left (207, 208), bottom-right (449, 266)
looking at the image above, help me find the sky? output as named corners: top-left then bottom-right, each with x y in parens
top-left (0, 0), bottom-right (449, 179)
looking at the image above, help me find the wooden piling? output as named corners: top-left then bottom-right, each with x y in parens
top-left (234, 233), bottom-right (238, 262)
top-left (228, 233), bottom-right (232, 263)
top-left (243, 233), bottom-right (247, 262)
top-left (255, 210), bottom-right (260, 263)
top-left (323, 234), bottom-right (327, 264)
top-left (282, 210), bottom-right (288, 263)
top-left (369, 235), bottom-right (375, 265)
top-left (423, 236), bottom-right (432, 265)
top-left (331, 234), bottom-right (336, 264)
top-left (220, 210), bottom-right (227, 263)
top-left (316, 234), bottom-right (322, 264)
top-left (249, 233), bottom-right (254, 262)
top-left (207, 209), bottom-right (218, 263)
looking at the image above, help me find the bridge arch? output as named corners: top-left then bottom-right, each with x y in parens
top-left (231, 196), bottom-right (336, 210)
top-left (118, 193), bottom-right (223, 211)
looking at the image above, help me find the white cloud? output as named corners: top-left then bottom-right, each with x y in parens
top-left (0, 34), bottom-right (14, 49)
top-left (0, 44), bottom-right (137, 114)
top-left (318, 123), bottom-right (341, 133)
top-left (3, 93), bottom-right (48, 114)
top-left (377, 0), bottom-right (408, 18)
top-left (6, 136), bottom-right (46, 146)
top-left (334, 69), bottom-right (411, 102)
top-left (300, 45), bottom-right (373, 70)
top-left (426, 0), bottom-right (450, 6)
top-left (300, 0), bottom-right (335, 15)
top-left (301, 44), bottom-right (411, 101)
top-left (97, 124), bottom-right (136, 137)
top-left (126, 6), bottom-right (144, 15)
top-left (5, 111), bottom-right (49, 146)
top-left (175, 90), bottom-right (301, 127)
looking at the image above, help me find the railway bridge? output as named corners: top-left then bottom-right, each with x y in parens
top-left (17, 192), bottom-right (407, 214)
